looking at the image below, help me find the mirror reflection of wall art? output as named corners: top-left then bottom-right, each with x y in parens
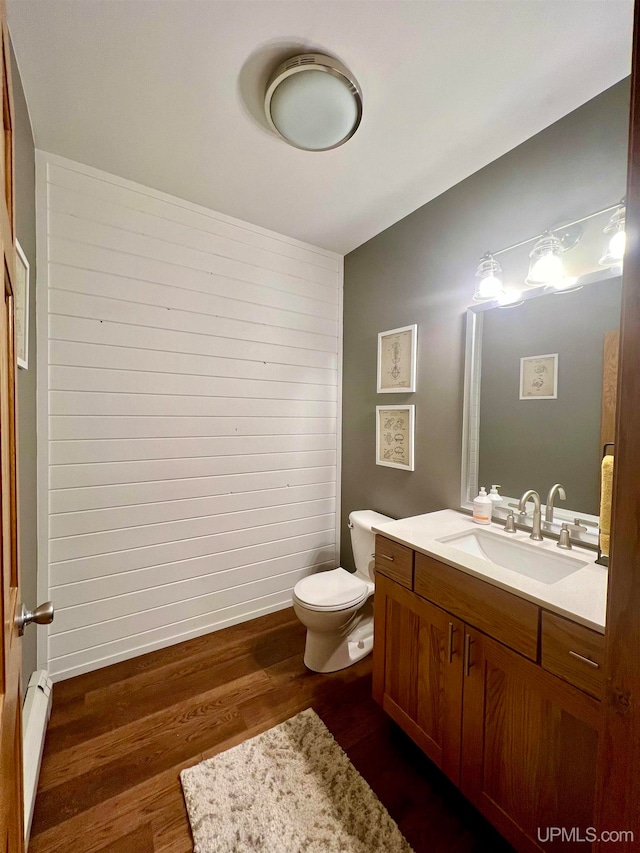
top-left (377, 324), bottom-right (417, 392)
top-left (14, 239), bottom-right (29, 370)
top-left (376, 405), bottom-right (415, 470)
top-left (519, 353), bottom-right (558, 400)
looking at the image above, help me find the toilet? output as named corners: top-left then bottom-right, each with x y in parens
top-left (292, 509), bottom-right (392, 673)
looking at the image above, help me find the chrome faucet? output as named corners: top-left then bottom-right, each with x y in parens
top-left (545, 483), bottom-right (566, 523)
top-left (518, 489), bottom-right (543, 541)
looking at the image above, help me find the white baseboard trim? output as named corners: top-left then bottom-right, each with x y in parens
top-left (48, 597), bottom-right (295, 683)
top-left (23, 670), bottom-right (53, 846)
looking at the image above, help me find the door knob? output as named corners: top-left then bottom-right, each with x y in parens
top-left (16, 601), bottom-right (54, 636)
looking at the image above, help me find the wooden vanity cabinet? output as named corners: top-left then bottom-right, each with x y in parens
top-left (461, 627), bottom-right (601, 853)
top-left (415, 552), bottom-right (539, 660)
top-left (374, 536), bottom-right (414, 589)
top-left (540, 612), bottom-right (605, 699)
top-left (372, 573), bottom-right (464, 783)
top-left (373, 535), bottom-right (602, 853)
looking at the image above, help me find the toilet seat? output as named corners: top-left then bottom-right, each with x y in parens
top-left (293, 567), bottom-right (368, 611)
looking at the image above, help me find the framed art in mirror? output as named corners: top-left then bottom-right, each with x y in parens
top-left (519, 353), bottom-right (559, 400)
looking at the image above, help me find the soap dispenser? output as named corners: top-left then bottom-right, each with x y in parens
top-left (473, 487), bottom-right (492, 525)
top-left (488, 485), bottom-right (503, 517)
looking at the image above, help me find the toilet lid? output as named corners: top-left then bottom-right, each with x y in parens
top-left (294, 567), bottom-right (368, 611)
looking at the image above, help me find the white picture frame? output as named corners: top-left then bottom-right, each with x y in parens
top-left (377, 324), bottom-right (417, 393)
top-left (14, 239), bottom-right (29, 370)
top-left (519, 353), bottom-right (558, 400)
top-left (376, 405), bottom-right (415, 470)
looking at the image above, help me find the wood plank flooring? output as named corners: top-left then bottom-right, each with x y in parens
top-left (30, 607), bottom-right (515, 853)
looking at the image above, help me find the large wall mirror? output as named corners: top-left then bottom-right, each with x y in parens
top-left (461, 268), bottom-right (622, 544)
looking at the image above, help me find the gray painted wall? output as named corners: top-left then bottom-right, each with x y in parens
top-left (478, 278), bottom-right (622, 516)
top-left (341, 79), bottom-right (630, 570)
top-left (11, 43), bottom-right (38, 682)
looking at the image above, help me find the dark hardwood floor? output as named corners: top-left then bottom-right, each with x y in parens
top-left (30, 607), bottom-right (515, 853)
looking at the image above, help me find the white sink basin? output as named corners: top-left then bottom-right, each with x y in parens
top-left (437, 528), bottom-right (589, 584)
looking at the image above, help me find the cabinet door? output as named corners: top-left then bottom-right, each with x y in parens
top-left (461, 628), bottom-right (601, 853)
top-left (373, 573), bottom-right (464, 784)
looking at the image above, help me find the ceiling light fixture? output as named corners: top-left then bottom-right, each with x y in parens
top-left (599, 199), bottom-right (626, 266)
top-left (473, 252), bottom-right (504, 302)
top-left (264, 54), bottom-right (362, 151)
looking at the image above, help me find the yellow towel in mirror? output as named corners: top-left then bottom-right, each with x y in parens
top-left (600, 455), bottom-right (614, 557)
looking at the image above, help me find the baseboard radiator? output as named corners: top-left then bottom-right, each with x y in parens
top-left (22, 670), bottom-right (53, 845)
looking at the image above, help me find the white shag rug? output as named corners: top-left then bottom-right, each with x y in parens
top-left (180, 708), bottom-right (414, 853)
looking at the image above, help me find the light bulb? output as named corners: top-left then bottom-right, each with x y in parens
top-left (477, 274), bottom-right (502, 299)
top-left (526, 230), bottom-right (566, 287)
top-left (529, 252), bottom-right (564, 285)
top-left (473, 252), bottom-right (504, 302)
top-left (599, 202), bottom-right (626, 267)
top-left (608, 229), bottom-right (626, 261)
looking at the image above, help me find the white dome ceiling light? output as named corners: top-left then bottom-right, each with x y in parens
top-left (264, 54), bottom-right (362, 151)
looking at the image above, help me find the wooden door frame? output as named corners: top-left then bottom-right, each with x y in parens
top-left (594, 1), bottom-right (640, 848)
top-left (0, 0), bottom-right (23, 847)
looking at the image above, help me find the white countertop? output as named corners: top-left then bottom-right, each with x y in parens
top-left (372, 509), bottom-right (608, 633)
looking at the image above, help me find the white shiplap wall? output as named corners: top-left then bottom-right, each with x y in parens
top-left (36, 152), bottom-right (342, 681)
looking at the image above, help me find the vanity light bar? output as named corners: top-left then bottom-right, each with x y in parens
top-left (474, 201), bottom-right (624, 303)
top-left (490, 202), bottom-right (621, 259)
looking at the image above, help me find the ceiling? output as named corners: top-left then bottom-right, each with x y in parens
top-left (8, 1), bottom-right (634, 255)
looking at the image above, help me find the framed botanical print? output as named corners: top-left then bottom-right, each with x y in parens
top-left (377, 324), bottom-right (417, 393)
top-left (376, 405), bottom-right (415, 470)
top-left (15, 239), bottom-right (29, 370)
top-left (519, 353), bottom-right (558, 400)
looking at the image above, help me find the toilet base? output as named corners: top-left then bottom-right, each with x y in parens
top-left (303, 615), bottom-right (374, 673)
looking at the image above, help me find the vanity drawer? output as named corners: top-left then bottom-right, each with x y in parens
top-left (414, 552), bottom-right (539, 660)
top-left (374, 536), bottom-right (414, 589)
top-left (541, 612), bottom-right (604, 699)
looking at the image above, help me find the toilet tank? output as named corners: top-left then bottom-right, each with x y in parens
top-left (349, 510), bottom-right (393, 582)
